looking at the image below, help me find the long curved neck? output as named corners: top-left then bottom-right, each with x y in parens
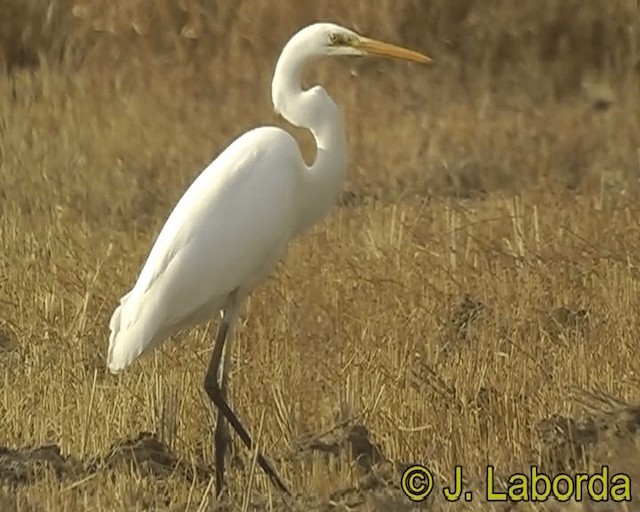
top-left (272, 38), bottom-right (347, 234)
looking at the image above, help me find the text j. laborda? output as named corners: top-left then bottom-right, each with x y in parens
top-left (400, 465), bottom-right (631, 504)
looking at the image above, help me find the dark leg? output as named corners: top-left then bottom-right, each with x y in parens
top-left (203, 299), bottom-right (290, 497)
top-left (210, 315), bottom-right (232, 496)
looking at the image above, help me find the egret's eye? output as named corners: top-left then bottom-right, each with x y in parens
top-left (328, 33), bottom-right (340, 45)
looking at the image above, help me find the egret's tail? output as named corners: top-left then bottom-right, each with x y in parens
top-left (107, 291), bottom-right (156, 373)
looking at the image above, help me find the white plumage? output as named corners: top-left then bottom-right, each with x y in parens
top-left (106, 21), bottom-right (430, 497)
top-left (108, 128), bottom-right (301, 371)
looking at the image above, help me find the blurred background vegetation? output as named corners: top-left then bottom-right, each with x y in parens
top-left (2, 0), bottom-right (638, 95)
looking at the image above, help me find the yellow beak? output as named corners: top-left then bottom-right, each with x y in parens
top-left (356, 36), bottom-right (433, 64)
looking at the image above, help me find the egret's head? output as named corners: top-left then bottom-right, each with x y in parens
top-left (273, 23), bottom-right (431, 114)
top-left (319, 23), bottom-right (432, 64)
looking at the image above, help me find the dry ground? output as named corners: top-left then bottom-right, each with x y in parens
top-left (1, 1), bottom-right (640, 510)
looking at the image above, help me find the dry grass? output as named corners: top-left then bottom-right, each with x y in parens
top-left (1, 0), bottom-right (640, 510)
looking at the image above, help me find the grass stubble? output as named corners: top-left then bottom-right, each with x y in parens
top-left (1, 0), bottom-right (640, 510)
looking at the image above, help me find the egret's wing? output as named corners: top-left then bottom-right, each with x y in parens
top-left (108, 127), bottom-right (302, 372)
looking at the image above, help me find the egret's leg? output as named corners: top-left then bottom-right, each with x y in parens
top-left (211, 312), bottom-right (233, 496)
top-left (203, 298), bottom-right (290, 497)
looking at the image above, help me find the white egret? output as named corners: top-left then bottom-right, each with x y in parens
top-left (107, 22), bottom-right (431, 497)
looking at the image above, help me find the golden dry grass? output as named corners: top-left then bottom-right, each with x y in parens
top-left (1, 0), bottom-right (640, 510)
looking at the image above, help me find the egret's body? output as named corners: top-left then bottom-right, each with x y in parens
top-left (108, 128), bottom-right (305, 369)
top-left (107, 22), bottom-right (430, 497)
